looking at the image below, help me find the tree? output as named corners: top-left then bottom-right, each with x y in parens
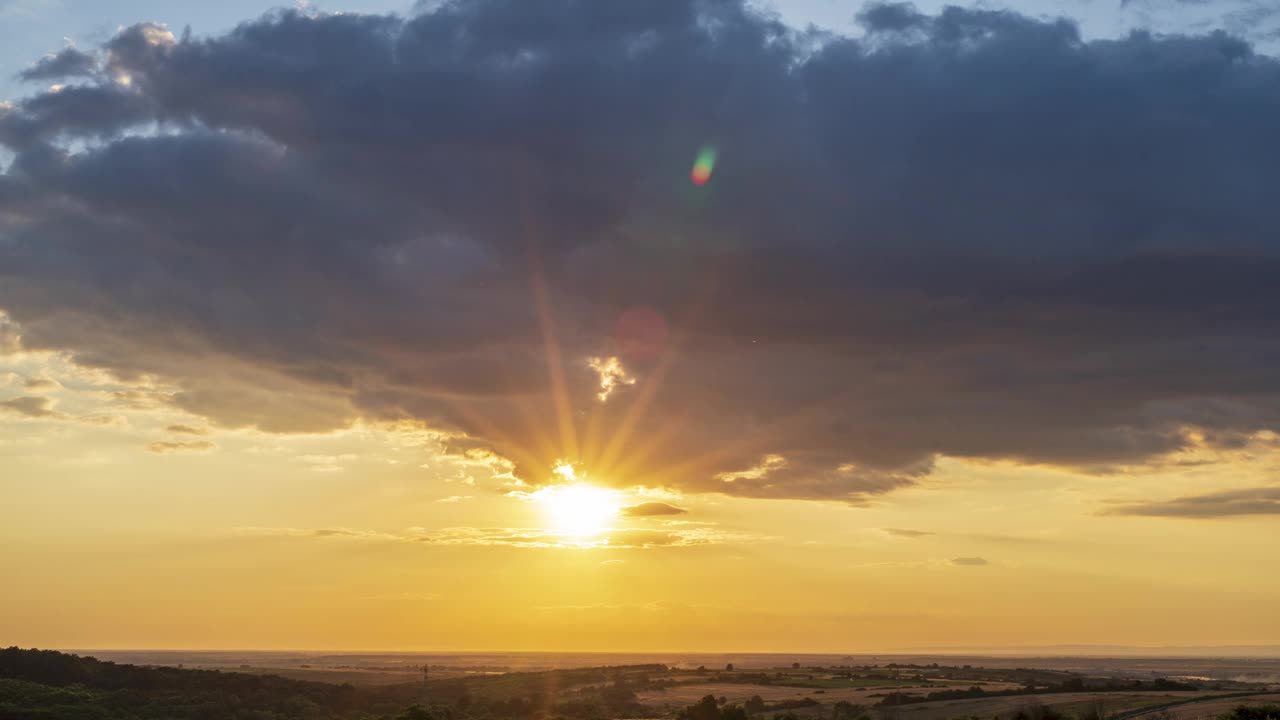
top-left (746, 695), bottom-right (766, 714)
top-left (726, 664), bottom-right (735, 672)
top-left (680, 695), bottom-right (723, 720)
top-left (397, 705), bottom-right (437, 720)
top-left (602, 677), bottom-right (638, 709)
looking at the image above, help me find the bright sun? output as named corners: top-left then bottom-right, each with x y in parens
top-left (538, 468), bottom-right (622, 537)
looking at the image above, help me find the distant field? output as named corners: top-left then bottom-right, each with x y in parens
top-left (1123, 693), bottom-right (1280, 720)
top-left (637, 682), bottom-right (973, 709)
top-left (881, 692), bottom-right (1216, 720)
top-left (202, 665), bottom-right (422, 686)
top-left (636, 686), bottom-right (1229, 719)
top-left (780, 677), bottom-right (975, 689)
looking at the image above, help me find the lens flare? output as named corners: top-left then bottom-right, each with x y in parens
top-left (691, 145), bottom-right (717, 185)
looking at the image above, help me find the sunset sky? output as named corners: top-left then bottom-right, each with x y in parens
top-left (3, 0), bottom-right (1280, 652)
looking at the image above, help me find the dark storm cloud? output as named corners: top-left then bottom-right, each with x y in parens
top-left (1105, 487), bottom-right (1280, 517)
top-left (5, 1), bottom-right (1280, 501)
top-left (621, 502), bottom-right (689, 517)
top-left (18, 48), bottom-right (99, 82)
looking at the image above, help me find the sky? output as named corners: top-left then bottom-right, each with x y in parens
top-left (2, 0), bottom-right (1280, 652)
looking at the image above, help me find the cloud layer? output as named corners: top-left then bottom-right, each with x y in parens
top-left (1106, 487), bottom-right (1280, 518)
top-left (5, 1), bottom-right (1280, 501)
top-left (237, 524), bottom-right (736, 549)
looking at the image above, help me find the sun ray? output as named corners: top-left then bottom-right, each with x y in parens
top-left (517, 156), bottom-right (580, 464)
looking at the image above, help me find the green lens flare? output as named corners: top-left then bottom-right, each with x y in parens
top-left (691, 145), bottom-right (717, 185)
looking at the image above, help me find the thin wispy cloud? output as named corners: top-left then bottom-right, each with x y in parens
top-left (165, 424), bottom-right (208, 435)
top-left (147, 440), bottom-right (216, 454)
top-left (620, 502), bottom-right (688, 517)
top-left (883, 528), bottom-right (935, 538)
top-left (234, 524), bottom-right (755, 550)
top-left (1105, 487), bottom-right (1280, 518)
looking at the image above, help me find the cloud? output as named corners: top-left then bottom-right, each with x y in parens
top-left (4, 2), bottom-right (1280, 502)
top-left (236, 524), bottom-right (745, 549)
top-left (1, 393), bottom-right (120, 424)
top-left (310, 528), bottom-right (378, 538)
top-left (620, 501), bottom-right (688, 517)
top-left (18, 47), bottom-right (98, 82)
top-left (297, 453), bottom-right (356, 472)
top-left (435, 495), bottom-right (473, 503)
top-left (0, 317), bottom-right (20, 355)
top-left (951, 557), bottom-right (990, 566)
top-left (0, 395), bottom-right (56, 418)
top-left (234, 526), bottom-right (401, 541)
top-left (883, 528), bottom-right (934, 538)
top-left (106, 389), bottom-right (174, 410)
top-left (165, 424), bottom-right (207, 435)
top-left (1105, 487), bottom-right (1280, 518)
top-left (415, 526), bottom-right (713, 549)
top-left (22, 376), bottom-right (57, 390)
top-left (147, 440), bottom-right (216, 453)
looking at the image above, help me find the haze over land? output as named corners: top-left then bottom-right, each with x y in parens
top-left (2, 0), bottom-right (1280, 654)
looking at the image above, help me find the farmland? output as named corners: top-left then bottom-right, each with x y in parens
top-left (11, 649), bottom-right (1278, 720)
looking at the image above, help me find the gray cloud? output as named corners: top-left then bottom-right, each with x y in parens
top-left (0, 395), bottom-right (56, 417)
top-left (1105, 487), bottom-right (1280, 518)
top-left (4, 2), bottom-right (1280, 501)
top-left (22, 376), bottom-right (56, 390)
top-left (165, 423), bottom-right (207, 435)
top-left (620, 502), bottom-right (689, 517)
top-left (951, 557), bottom-right (989, 566)
top-left (0, 393), bottom-right (120, 425)
top-left (18, 47), bottom-right (98, 82)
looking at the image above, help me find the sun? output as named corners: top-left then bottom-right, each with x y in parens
top-left (537, 469), bottom-right (622, 537)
